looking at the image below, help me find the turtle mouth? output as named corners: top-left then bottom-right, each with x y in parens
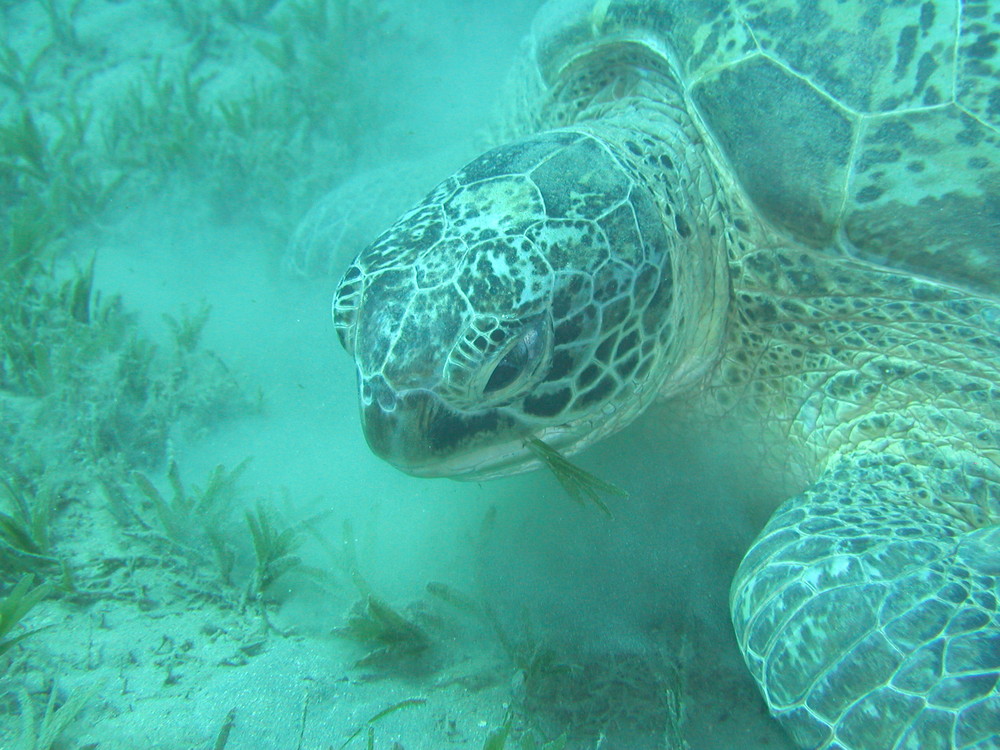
top-left (399, 440), bottom-right (533, 480)
top-left (396, 428), bottom-right (582, 481)
top-left (359, 387), bottom-right (578, 480)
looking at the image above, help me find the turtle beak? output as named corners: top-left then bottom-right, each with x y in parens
top-left (359, 389), bottom-right (440, 475)
top-left (357, 382), bottom-right (532, 479)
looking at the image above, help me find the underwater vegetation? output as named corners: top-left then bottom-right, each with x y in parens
top-left (0, 37), bottom-right (48, 101)
top-left (1, 262), bottom-right (252, 472)
top-left (3, 680), bottom-right (97, 750)
top-left (0, 474), bottom-right (57, 575)
top-left (129, 459), bottom-right (250, 582)
top-left (333, 521), bottom-right (436, 672)
top-left (99, 0), bottom-right (390, 234)
top-left (525, 437), bottom-right (628, 518)
top-left (243, 499), bottom-right (336, 606)
top-left (0, 0), bottom-right (388, 743)
top-left (0, 0), bottom-right (385, 557)
top-left (2, 0), bottom-right (388, 249)
top-left (0, 576), bottom-right (96, 750)
top-left (329, 513), bottom-right (690, 749)
top-left (0, 575), bottom-right (51, 666)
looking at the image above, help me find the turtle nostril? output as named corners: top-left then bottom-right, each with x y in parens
top-left (377, 387), bottom-right (397, 412)
top-left (361, 375), bottom-right (398, 413)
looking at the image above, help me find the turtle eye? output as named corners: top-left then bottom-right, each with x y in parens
top-left (483, 324), bottom-right (546, 396)
top-left (484, 339), bottom-right (530, 394)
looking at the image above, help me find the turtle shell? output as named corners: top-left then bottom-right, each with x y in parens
top-left (284, 150), bottom-right (468, 279)
top-left (525, 0), bottom-right (1000, 296)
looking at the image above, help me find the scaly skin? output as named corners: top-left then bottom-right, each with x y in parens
top-left (721, 244), bottom-right (1000, 747)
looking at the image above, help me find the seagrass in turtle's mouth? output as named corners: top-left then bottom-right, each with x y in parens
top-left (357, 385), bottom-right (528, 479)
top-left (355, 381), bottom-right (594, 481)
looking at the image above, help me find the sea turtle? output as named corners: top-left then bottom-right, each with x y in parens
top-left (328, 0), bottom-right (1000, 747)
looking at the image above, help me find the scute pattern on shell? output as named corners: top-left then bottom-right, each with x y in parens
top-left (528, 0), bottom-right (1000, 296)
top-left (285, 151), bottom-right (469, 280)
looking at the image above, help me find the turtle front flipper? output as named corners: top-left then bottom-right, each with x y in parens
top-left (731, 448), bottom-right (1000, 749)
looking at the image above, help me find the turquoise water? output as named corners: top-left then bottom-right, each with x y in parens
top-left (12, 0), bottom-right (980, 748)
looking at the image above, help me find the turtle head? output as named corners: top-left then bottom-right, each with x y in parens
top-left (333, 131), bottom-right (698, 480)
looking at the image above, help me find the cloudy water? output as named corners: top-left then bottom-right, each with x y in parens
top-left (16, 0), bottom-right (995, 748)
